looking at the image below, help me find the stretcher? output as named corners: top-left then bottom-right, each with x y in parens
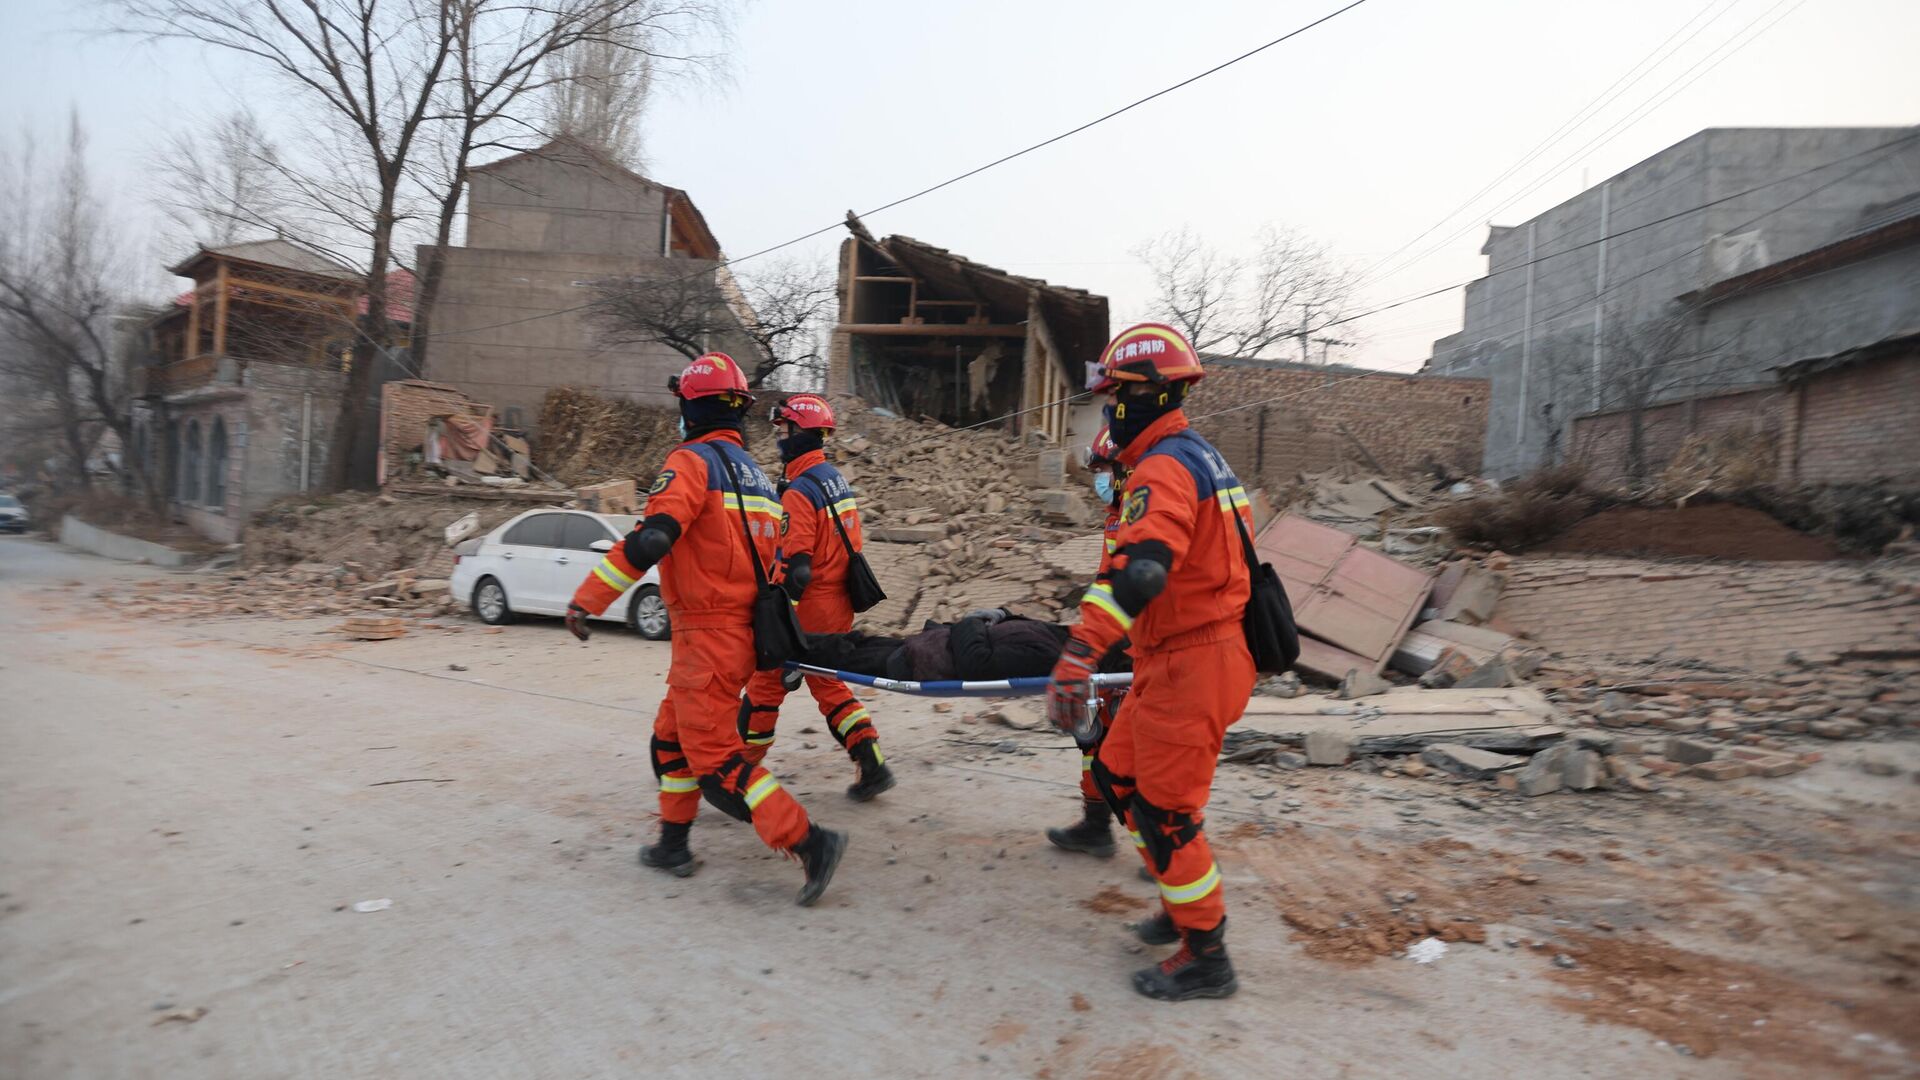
top-left (783, 662), bottom-right (1132, 698)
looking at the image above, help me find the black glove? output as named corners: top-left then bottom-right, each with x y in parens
top-left (565, 602), bottom-right (592, 642)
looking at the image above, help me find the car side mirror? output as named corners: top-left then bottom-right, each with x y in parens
top-left (590, 539), bottom-right (615, 553)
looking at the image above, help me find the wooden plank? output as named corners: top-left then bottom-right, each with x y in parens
top-left (384, 480), bottom-right (575, 503)
top-left (835, 323), bottom-right (1027, 337)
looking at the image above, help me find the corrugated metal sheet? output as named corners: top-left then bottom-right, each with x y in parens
top-left (1257, 514), bottom-right (1434, 676)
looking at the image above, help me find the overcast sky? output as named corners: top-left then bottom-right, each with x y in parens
top-left (6, 0), bottom-right (1918, 371)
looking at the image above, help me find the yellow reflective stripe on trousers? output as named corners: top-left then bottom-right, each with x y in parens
top-left (659, 775), bottom-right (699, 794)
top-left (834, 706), bottom-right (870, 737)
top-left (1159, 862), bottom-right (1223, 905)
top-left (744, 773), bottom-right (781, 810)
top-left (1081, 753), bottom-right (1094, 770)
top-left (746, 734), bottom-right (776, 746)
top-left (592, 559), bottom-right (636, 591)
top-left (1081, 582), bottom-right (1133, 629)
top-left (1128, 829), bottom-right (1147, 850)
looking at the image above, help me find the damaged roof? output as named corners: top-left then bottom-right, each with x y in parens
top-left (846, 214), bottom-right (1110, 371)
top-left (169, 238), bottom-right (363, 282)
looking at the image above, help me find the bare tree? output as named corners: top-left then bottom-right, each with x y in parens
top-left (150, 110), bottom-right (296, 248)
top-left (112, 0), bottom-right (463, 491)
top-left (1134, 223), bottom-right (1358, 362)
top-left (539, 18), bottom-right (657, 170)
top-left (0, 116), bottom-right (150, 498)
top-left (591, 256), bottom-right (835, 389)
top-left (1594, 304), bottom-right (1700, 483)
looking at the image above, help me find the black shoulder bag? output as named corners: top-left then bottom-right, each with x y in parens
top-left (1228, 499), bottom-right (1300, 674)
top-left (800, 474), bottom-right (887, 613)
top-left (712, 445), bottom-right (805, 670)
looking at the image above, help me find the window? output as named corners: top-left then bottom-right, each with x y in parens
top-left (559, 514), bottom-right (615, 551)
top-left (501, 513), bottom-right (563, 548)
top-left (207, 418), bottom-right (229, 510)
top-left (183, 421), bottom-right (203, 504)
top-left (0, 495), bottom-right (19, 508)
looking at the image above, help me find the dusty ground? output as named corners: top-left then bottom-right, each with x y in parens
top-left (3, 536), bottom-right (1917, 1079)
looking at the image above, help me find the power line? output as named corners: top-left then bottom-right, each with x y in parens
top-left (411, 0), bottom-right (1375, 347)
top-left (1355, 0), bottom-right (1740, 290)
top-left (1368, 0), bottom-right (1806, 291)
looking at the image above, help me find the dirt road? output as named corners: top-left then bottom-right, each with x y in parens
top-left (3, 537), bottom-right (1912, 1079)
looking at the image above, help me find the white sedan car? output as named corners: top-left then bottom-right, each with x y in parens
top-left (450, 509), bottom-right (669, 639)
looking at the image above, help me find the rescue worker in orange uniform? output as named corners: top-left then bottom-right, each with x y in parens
top-left (1047, 324), bottom-right (1256, 1000)
top-left (1045, 425), bottom-right (1127, 858)
top-left (564, 354), bottom-right (847, 906)
top-left (738, 394), bottom-right (896, 802)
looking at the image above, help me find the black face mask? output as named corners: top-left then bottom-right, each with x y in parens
top-left (1105, 383), bottom-right (1186, 450)
top-left (778, 428), bottom-right (824, 463)
top-left (680, 396), bottom-right (747, 440)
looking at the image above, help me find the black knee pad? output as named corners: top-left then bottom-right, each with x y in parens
top-left (697, 755), bottom-right (756, 823)
top-left (1088, 755), bottom-right (1134, 822)
top-left (1129, 793), bottom-right (1202, 876)
top-left (650, 736), bottom-right (688, 780)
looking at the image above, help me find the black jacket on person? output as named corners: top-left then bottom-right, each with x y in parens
top-left (800, 614), bottom-right (1127, 682)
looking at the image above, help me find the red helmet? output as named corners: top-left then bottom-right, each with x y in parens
top-left (769, 393), bottom-right (835, 431)
top-left (1083, 425), bottom-right (1120, 469)
top-left (669, 352), bottom-right (753, 403)
top-left (1090, 323), bottom-right (1205, 392)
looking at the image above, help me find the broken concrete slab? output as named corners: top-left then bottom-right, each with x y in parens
top-left (873, 524), bottom-right (949, 544)
top-left (1501, 745), bottom-right (1569, 797)
top-left (1436, 566), bottom-right (1504, 626)
top-left (1562, 748), bottom-right (1605, 791)
top-left (1421, 743), bottom-right (1523, 779)
top-left (1455, 654), bottom-right (1516, 689)
top-left (1305, 731), bottom-right (1354, 766)
top-left (1338, 668), bottom-right (1394, 700)
top-left (1665, 738), bottom-right (1718, 765)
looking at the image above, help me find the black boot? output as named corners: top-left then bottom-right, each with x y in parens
top-left (791, 825), bottom-right (847, 907)
top-left (846, 741), bottom-right (896, 803)
top-left (638, 821), bottom-right (696, 878)
top-left (1132, 909), bottom-right (1179, 945)
top-left (1046, 800), bottom-right (1117, 858)
top-left (1132, 918), bottom-right (1238, 1001)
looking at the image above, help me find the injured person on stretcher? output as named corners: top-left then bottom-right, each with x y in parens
top-left (800, 608), bottom-right (1131, 682)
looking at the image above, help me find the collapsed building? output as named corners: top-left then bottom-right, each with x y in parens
top-left (826, 216), bottom-right (1110, 446)
top-left (129, 240), bottom-right (414, 542)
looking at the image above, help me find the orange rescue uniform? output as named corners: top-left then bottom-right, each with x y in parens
top-left (1067, 410), bottom-right (1255, 933)
top-left (739, 449), bottom-right (880, 763)
top-left (1077, 502), bottom-right (1126, 804)
top-left (569, 430), bottom-right (813, 851)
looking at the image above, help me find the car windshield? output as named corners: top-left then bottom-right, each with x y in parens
top-left (0, 495), bottom-right (19, 507)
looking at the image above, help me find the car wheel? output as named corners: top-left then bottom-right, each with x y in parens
top-left (473, 576), bottom-right (515, 625)
top-left (626, 585), bottom-right (670, 640)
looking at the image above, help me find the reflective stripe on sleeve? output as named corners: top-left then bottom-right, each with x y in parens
top-left (1081, 582), bottom-right (1133, 629)
top-left (592, 559), bottom-right (637, 591)
top-left (1081, 753), bottom-right (1095, 771)
top-left (1159, 863), bottom-right (1223, 905)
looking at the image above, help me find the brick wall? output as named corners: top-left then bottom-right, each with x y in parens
top-left (1568, 348), bottom-right (1919, 487)
top-left (379, 380), bottom-right (492, 485)
top-left (1183, 364), bottom-right (1489, 488)
top-left (1789, 348), bottom-right (1920, 486)
top-left (1570, 388), bottom-right (1787, 485)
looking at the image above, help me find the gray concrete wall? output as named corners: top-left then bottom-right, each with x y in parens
top-left (1428, 126), bottom-right (1919, 477)
top-left (59, 515), bottom-right (197, 567)
top-left (422, 247), bottom-right (756, 428)
top-left (1697, 242), bottom-right (1920, 386)
top-left (466, 149), bottom-right (668, 258)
